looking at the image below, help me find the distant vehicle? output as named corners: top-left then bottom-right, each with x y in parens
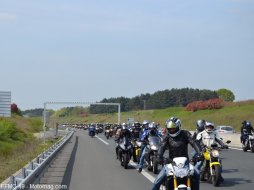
top-left (215, 126), bottom-right (236, 134)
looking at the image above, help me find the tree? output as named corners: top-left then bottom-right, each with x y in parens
top-left (216, 88), bottom-right (235, 102)
top-left (11, 103), bottom-right (22, 116)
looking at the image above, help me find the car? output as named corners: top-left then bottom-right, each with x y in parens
top-left (215, 125), bottom-right (236, 134)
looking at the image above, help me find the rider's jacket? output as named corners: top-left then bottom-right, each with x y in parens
top-left (140, 129), bottom-right (159, 144)
top-left (115, 129), bottom-right (132, 142)
top-left (105, 126), bottom-right (111, 130)
top-left (196, 130), bottom-right (224, 148)
top-left (158, 130), bottom-right (201, 161)
top-left (131, 128), bottom-right (142, 140)
top-left (192, 129), bottom-right (204, 140)
top-left (241, 125), bottom-right (254, 135)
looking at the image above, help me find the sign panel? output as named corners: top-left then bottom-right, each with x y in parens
top-left (127, 118), bottom-right (135, 126)
top-left (0, 91), bottom-right (11, 117)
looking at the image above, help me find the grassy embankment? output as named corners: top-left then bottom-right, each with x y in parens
top-left (0, 115), bottom-right (56, 182)
top-left (53, 100), bottom-right (254, 132)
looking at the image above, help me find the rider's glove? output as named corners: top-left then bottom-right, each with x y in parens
top-left (222, 144), bottom-right (229, 149)
top-left (196, 153), bottom-right (204, 161)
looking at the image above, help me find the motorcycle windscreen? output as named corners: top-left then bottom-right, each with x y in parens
top-left (148, 136), bottom-right (161, 146)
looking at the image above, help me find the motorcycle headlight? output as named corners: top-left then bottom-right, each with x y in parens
top-left (211, 150), bottom-right (219, 158)
top-left (151, 145), bottom-right (159, 150)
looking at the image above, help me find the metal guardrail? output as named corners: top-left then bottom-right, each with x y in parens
top-left (0, 129), bottom-right (74, 190)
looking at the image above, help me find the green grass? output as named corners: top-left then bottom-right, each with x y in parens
top-left (0, 116), bottom-right (53, 182)
top-left (50, 100), bottom-right (254, 132)
top-left (0, 139), bottom-right (57, 182)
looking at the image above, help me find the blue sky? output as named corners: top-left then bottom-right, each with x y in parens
top-left (0, 0), bottom-right (254, 110)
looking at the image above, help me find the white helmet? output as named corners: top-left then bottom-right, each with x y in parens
top-left (204, 121), bottom-right (215, 133)
top-left (122, 123), bottom-right (127, 130)
top-left (142, 120), bottom-right (150, 129)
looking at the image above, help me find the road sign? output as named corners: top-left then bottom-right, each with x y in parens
top-left (0, 91), bottom-right (11, 117)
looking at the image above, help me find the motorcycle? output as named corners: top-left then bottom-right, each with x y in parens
top-left (88, 126), bottom-right (96, 138)
top-left (200, 140), bottom-right (230, 186)
top-left (95, 126), bottom-right (100, 134)
top-left (132, 139), bottom-right (142, 163)
top-left (144, 136), bottom-right (161, 174)
top-left (161, 157), bottom-right (195, 190)
top-left (117, 136), bottom-right (133, 169)
top-left (105, 128), bottom-right (114, 139)
top-left (105, 129), bottom-right (110, 139)
top-left (242, 132), bottom-right (254, 152)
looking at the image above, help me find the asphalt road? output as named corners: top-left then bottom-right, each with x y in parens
top-left (65, 130), bottom-right (254, 190)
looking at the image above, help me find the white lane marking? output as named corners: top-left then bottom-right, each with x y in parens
top-left (129, 161), bottom-right (165, 190)
top-left (95, 135), bottom-right (109, 145)
top-left (129, 160), bottom-right (155, 183)
top-left (229, 147), bottom-right (243, 151)
top-left (95, 137), bottom-right (165, 190)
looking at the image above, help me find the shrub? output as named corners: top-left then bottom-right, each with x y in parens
top-left (185, 98), bottom-right (224, 112)
top-left (29, 118), bottom-right (42, 132)
top-left (0, 120), bottom-right (27, 141)
top-left (11, 103), bottom-right (22, 116)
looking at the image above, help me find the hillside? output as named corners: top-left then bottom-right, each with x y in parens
top-left (0, 115), bottom-right (53, 182)
top-left (51, 100), bottom-right (254, 132)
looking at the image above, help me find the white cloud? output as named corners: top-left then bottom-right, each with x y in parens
top-left (0, 13), bottom-right (16, 21)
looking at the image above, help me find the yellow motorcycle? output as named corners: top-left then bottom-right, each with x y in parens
top-left (200, 141), bottom-right (230, 186)
top-left (132, 140), bottom-right (142, 163)
top-left (161, 157), bottom-right (195, 190)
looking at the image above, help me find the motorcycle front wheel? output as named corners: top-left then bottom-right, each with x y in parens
top-left (242, 140), bottom-right (249, 152)
top-left (212, 165), bottom-right (221, 186)
top-left (251, 142), bottom-right (254, 153)
top-left (152, 156), bottom-right (158, 174)
top-left (123, 153), bottom-right (128, 169)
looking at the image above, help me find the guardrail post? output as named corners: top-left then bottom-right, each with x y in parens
top-left (31, 162), bottom-right (34, 170)
top-left (11, 176), bottom-right (16, 187)
top-left (36, 156), bottom-right (40, 164)
top-left (22, 168), bottom-right (26, 178)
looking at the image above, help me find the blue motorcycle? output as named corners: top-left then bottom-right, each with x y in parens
top-left (88, 126), bottom-right (96, 137)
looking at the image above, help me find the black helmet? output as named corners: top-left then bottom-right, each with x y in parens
top-left (242, 120), bottom-right (247, 126)
top-left (134, 122), bottom-right (141, 128)
top-left (196, 119), bottom-right (205, 132)
top-left (245, 121), bottom-right (252, 127)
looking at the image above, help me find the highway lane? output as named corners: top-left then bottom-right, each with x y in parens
top-left (66, 130), bottom-right (254, 190)
top-left (67, 131), bottom-right (152, 190)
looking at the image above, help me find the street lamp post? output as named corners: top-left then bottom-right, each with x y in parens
top-left (143, 100), bottom-right (146, 110)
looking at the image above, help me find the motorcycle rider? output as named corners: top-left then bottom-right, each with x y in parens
top-left (104, 123), bottom-right (111, 135)
top-left (131, 121), bottom-right (142, 140)
top-left (193, 119), bottom-right (206, 140)
top-left (140, 120), bottom-right (149, 132)
top-left (240, 121), bottom-right (254, 144)
top-left (192, 120), bottom-right (206, 170)
top-left (196, 121), bottom-right (228, 181)
top-left (151, 117), bottom-right (202, 190)
top-left (115, 123), bottom-right (132, 159)
top-left (138, 122), bottom-right (159, 172)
